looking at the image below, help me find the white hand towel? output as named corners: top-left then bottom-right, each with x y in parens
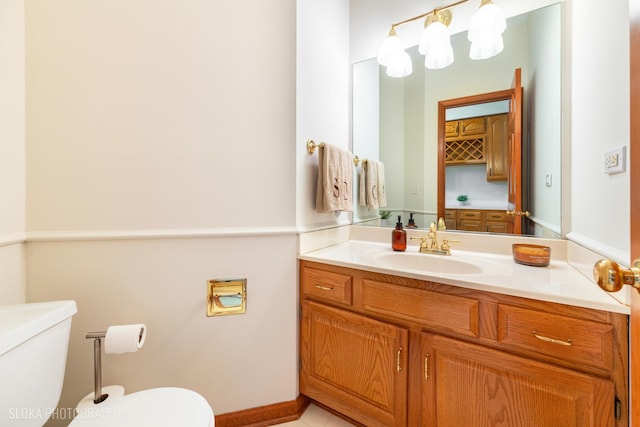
top-left (359, 161), bottom-right (368, 207)
top-left (315, 143), bottom-right (353, 213)
top-left (376, 161), bottom-right (387, 208)
top-left (367, 160), bottom-right (379, 209)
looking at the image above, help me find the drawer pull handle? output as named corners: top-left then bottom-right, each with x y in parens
top-left (314, 284), bottom-right (334, 291)
top-left (424, 353), bottom-right (430, 380)
top-left (397, 347), bottom-right (402, 372)
top-left (532, 330), bottom-right (572, 346)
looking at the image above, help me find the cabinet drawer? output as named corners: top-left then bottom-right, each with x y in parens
top-left (302, 267), bottom-right (353, 305)
top-left (497, 305), bottom-right (613, 371)
top-left (362, 279), bottom-right (479, 338)
top-left (444, 209), bottom-right (457, 220)
top-left (483, 211), bottom-right (508, 221)
top-left (458, 210), bottom-right (481, 220)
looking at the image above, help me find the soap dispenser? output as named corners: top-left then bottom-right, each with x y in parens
top-left (392, 215), bottom-right (407, 252)
top-left (407, 213), bottom-right (417, 229)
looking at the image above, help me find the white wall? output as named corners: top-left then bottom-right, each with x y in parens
top-left (0, 0), bottom-right (26, 304)
top-left (567, 0), bottom-right (631, 263)
top-left (296, 0), bottom-right (351, 231)
top-left (23, 0), bottom-right (298, 424)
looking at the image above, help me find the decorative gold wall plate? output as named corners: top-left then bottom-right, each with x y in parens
top-left (207, 279), bottom-right (247, 316)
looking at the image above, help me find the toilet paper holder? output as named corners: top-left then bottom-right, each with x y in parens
top-left (207, 278), bottom-right (247, 317)
top-left (85, 331), bottom-right (109, 404)
top-left (85, 325), bottom-right (145, 404)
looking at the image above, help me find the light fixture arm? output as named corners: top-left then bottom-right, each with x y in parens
top-left (388, 0), bottom-right (468, 30)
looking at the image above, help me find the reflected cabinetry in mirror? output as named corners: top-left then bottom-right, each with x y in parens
top-left (445, 208), bottom-right (509, 233)
top-left (445, 113), bottom-right (509, 181)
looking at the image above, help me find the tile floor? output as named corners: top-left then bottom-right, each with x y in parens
top-left (278, 403), bottom-right (356, 427)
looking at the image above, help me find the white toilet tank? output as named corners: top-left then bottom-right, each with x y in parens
top-left (0, 300), bottom-right (77, 427)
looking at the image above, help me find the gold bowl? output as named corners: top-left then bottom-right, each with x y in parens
top-left (512, 244), bottom-right (551, 267)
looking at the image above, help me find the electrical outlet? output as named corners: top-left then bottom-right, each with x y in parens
top-left (604, 146), bottom-right (626, 174)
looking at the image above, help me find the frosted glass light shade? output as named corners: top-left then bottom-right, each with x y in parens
top-left (386, 51), bottom-right (413, 78)
top-left (468, 1), bottom-right (506, 60)
top-left (469, 33), bottom-right (504, 60)
top-left (419, 21), bottom-right (454, 69)
top-left (377, 34), bottom-right (404, 66)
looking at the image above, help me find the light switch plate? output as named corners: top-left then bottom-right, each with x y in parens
top-left (604, 146), bottom-right (626, 174)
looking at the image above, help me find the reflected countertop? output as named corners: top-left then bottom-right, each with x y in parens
top-left (298, 238), bottom-right (629, 315)
top-left (445, 200), bottom-right (509, 210)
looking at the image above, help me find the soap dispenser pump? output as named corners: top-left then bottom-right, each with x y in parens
top-left (392, 215), bottom-right (407, 252)
top-left (407, 213), bottom-right (417, 229)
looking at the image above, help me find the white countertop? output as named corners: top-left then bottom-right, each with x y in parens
top-left (445, 200), bottom-right (508, 210)
top-left (298, 240), bottom-right (629, 315)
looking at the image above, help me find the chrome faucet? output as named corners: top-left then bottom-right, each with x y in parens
top-left (410, 222), bottom-right (459, 256)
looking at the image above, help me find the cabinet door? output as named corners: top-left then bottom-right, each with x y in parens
top-left (485, 221), bottom-right (508, 233)
top-left (460, 117), bottom-right (485, 136)
top-left (458, 219), bottom-right (482, 232)
top-left (421, 334), bottom-right (615, 427)
top-left (486, 114), bottom-right (509, 181)
top-left (300, 301), bottom-right (408, 426)
top-left (445, 120), bottom-right (459, 137)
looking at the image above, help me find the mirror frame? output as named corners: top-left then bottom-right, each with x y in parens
top-left (437, 89), bottom-right (514, 221)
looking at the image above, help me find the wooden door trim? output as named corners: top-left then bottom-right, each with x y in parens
top-left (629, 0), bottom-right (640, 424)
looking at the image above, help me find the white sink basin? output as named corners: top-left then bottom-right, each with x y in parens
top-left (375, 252), bottom-right (484, 275)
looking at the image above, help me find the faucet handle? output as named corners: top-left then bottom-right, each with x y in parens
top-left (410, 236), bottom-right (428, 249)
top-left (440, 239), bottom-right (460, 254)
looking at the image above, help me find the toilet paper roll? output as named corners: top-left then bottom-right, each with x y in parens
top-left (104, 324), bottom-right (146, 354)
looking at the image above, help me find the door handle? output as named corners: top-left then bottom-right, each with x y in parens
top-left (506, 210), bottom-right (531, 217)
top-left (592, 258), bottom-right (640, 293)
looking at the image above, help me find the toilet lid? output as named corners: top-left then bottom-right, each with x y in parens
top-left (69, 387), bottom-right (214, 427)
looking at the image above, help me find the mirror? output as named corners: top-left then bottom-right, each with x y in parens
top-left (352, 3), bottom-right (561, 238)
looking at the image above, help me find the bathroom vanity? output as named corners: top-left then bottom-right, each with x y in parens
top-left (298, 239), bottom-right (629, 427)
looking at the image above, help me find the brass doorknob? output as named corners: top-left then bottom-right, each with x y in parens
top-left (506, 210), bottom-right (531, 217)
top-left (592, 258), bottom-right (640, 292)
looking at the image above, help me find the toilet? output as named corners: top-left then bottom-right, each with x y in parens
top-left (68, 387), bottom-right (213, 426)
top-left (0, 300), bottom-right (214, 427)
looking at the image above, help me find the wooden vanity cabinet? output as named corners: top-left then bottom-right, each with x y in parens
top-left (483, 210), bottom-right (509, 233)
top-left (445, 209), bottom-right (509, 233)
top-left (299, 260), bottom-right (628, 427)
top-left (421, 334), bottom-right (615, 426)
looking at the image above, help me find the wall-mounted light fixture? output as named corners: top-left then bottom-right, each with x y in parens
top-left (377, 0), bottom-right (506, 77)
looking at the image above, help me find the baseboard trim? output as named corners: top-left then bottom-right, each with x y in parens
top-left (214, 395), bottom-right (309, 427)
